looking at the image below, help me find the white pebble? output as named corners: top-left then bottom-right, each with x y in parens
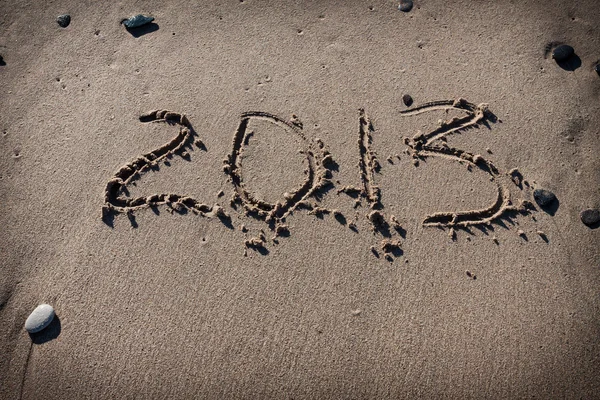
top-left (25, 304), bottom-right (55, 333)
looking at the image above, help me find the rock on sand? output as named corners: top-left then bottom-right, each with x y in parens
top-left (56, 14), bottom-right (71, 28)
top-left (25, 304), bottom-right (55, 333)
top-left (580, 208), bottom-right (600, 226)
top-left (552, 45), bottom-right (574, 62)
top-left (398, 0), bottom-right (413, 12)
top-left (122, 14), bottom-right (154, 29)
top-left (533, 188), bottom-right (556, 207)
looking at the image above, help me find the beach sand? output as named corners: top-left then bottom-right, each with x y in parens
top-left (1, 0), bottom-right (599, 398)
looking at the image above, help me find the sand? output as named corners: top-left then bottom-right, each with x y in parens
top-left (1, 0), bottom-right (599, 398)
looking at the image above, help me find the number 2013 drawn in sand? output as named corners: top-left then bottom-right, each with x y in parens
top-left (102, 99), bottom-right (535, 258)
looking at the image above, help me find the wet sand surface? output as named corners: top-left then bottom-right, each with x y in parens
top-left (1, 0), bottom-right (599, 398)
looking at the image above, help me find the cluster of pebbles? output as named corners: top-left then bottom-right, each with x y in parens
top-left (25, 10), bottom-right (148, 337)
top-left (545, 44), bottom-right (599, 222)
top-left (54, 13), bottom-right (154, 30)
top-left (533, 188), bottom-right (599, 227)
top-left (41, 12), bottom-right (600, 81)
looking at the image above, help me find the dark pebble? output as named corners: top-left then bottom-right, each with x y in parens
top-left (122, 14), bottom-right (154, 29)
top-left (398, 0), bottom-right (413, 12)
top-left (595, 63), bottom-right (600, 76)
top-left (580, 208), bottom-right (600, 226)
top-left (56, 14), bottom-right (71, 28)
top-left (552, 45), bottom-right (574, 62)
top-left (533, 188), bottom-right (556, 207)
top-left (402, 94), bottom-right (413, 107)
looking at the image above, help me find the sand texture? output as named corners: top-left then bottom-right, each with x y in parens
top-left (1, 0), bottom-right (600, 398)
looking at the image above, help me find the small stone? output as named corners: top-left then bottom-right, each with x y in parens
top-left (595, 63), bottom-right (600, 76)
top-left (533, 188), bottom-right (556, 207)
top-left (122, 14), bottom-right (154, 29)
top-left (398, 0), bottom-right (413, 12)
top-left (580, 208), bottom-right (600, 226)
top-left (402, 94), bottom-right (413, 107)
top-left (25, 304), bottom-right (55, 333)
top-left (552, 45), bottom-right (574, 62)
top-left (57, 14), bottom-right (71, 28)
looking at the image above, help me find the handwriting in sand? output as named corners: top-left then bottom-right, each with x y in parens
top-left (102, 100), bottom-right (536, 258)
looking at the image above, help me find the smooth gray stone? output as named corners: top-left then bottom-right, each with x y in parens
top-left (25, 304), bottom-right (55, 333)
top-left (580, 208), bottom-right (600, 226)
top-left (122, 14), bottom-right (154, 29)
top-left (533, 188), bottom-right (556, 207)
top-left (398, 0), bottom-right (413, 12)
top-left (552, 45), bottom-right (574, 62)
top-left (57, 14), bottom-right (71, 28)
